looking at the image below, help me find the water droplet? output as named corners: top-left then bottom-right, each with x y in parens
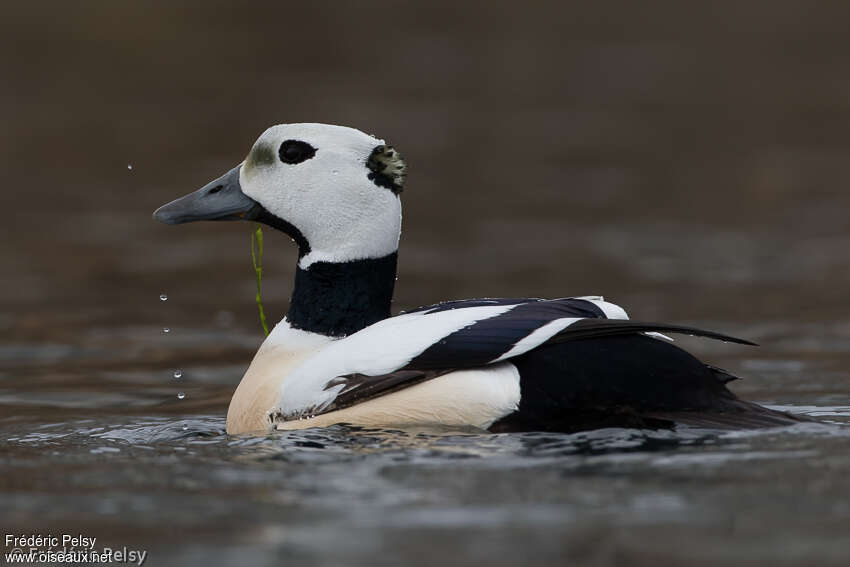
top-left (127, 164), bottom-right (133, 170)
top-left (182, 424), bottom-right (188, 431)
top-left (159, 293), bottom-right (168, 301)
top-left (162, 327), bottom-right (170, 334)
top-left (332, 169), bottom-right (339, 175)
top-left (177, 392), bottom-right (185, 400)
top-left (173, 370), bottom-right (183, 379)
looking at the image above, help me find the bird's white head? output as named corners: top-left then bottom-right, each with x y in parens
top-left (154, 123), bottom-right (407, 268)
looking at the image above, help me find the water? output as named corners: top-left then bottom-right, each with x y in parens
top-left (4, 411), bottom-right (850, 565)
top-left (3, 2), bottom-right (850, 566)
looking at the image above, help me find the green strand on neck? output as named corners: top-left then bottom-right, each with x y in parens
top-left (251, 223), bottom-right (270, 336)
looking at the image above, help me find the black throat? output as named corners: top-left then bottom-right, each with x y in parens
top-left (286, 253), bottom-right (398, 337)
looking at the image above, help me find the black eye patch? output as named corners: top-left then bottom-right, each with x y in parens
top-left (279, 140), bottom-right (317, 164)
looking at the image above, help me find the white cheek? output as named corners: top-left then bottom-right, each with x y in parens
top-left (299, 189), bottom-right (401, 268)
top-left (242, 161), bottom-right (402, 267)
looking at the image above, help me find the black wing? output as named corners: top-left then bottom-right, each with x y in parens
top-left (401, 297), bottom-right (548, 315)
top-left (401, 299), bottom-right (752, 371)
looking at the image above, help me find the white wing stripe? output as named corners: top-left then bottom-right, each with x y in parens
top-left (576, 297), bottom-right (629, 320)
top-left (490, 317), bottom-right (581, 363)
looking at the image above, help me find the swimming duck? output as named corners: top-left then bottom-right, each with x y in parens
top-left (154, 123), bottom-right (797, 435)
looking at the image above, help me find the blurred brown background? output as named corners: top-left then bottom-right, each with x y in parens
top-left (2, 1), bottom-right (849, 344)
top-left (3, 3), bottom-right (850, 565)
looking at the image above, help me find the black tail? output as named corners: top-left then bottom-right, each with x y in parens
top-left (490, 334), bottom-right (804, 433)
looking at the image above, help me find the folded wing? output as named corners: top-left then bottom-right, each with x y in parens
top-left (275, 297), bottom-right (753, 420)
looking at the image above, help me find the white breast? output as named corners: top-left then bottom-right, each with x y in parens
top-left (226, 321), bottom-right (332, 434)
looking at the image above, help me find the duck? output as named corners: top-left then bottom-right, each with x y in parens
top-left (153, 122), bottom-right (799, 435)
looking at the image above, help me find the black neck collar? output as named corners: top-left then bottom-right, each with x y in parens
top-left (286, 253), bottom-right (397, 337)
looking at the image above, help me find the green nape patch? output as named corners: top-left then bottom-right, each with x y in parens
top-left (251, 224), bottom-right (270, 336)
top-left (245, 142), bottom-right (276, 173)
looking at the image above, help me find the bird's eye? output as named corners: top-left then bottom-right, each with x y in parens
top-left (278, 140), bottom-right (316, 164)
